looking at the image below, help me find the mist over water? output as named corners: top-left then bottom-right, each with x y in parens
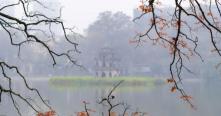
top-left (1, 1), bottom-right (221, 116)
top-left (0, 77), bottom-right (221, 116)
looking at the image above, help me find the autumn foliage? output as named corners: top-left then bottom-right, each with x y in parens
top-left (134, 0), bottom-right (221, 109)
top-left (76, 112), bottom-right (88, 116)
top-left (36, 110), bottom-right (56, 116)
top-left (74, 111), bottom-right (148, 116)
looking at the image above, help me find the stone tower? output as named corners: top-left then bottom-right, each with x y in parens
top-left (95, 47), bottom-right (121, 77)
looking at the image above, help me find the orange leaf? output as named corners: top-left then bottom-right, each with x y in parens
top-left (139, 5), bottom-right (152, 13)
top-left (180, 95), bottom-right (192, 100)
top-left (171, 86), bottom-right (176, 92)
top-left (37, 110), bottom-right (56, 116)
top-left (110, 112), bottom-right (117, 116)
top-left (166, 78), bottom-right (175, 83)
top-left (76, 112), bottom-right (87, 116)
top-left (207, 12), bottom-right (212, 16)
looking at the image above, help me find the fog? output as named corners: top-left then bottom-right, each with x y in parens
top-left (0, 1), bottom-right (221, 116)
top-left (0, 9), bottom-right (219, 78)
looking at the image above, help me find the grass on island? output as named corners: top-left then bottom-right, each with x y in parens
top-left (49, 76), bottom-right (165, 91)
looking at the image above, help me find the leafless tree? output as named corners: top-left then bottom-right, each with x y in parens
top-left (0, 0), bottom-right (79, 115)
top-left (98, 80), bottom-right (147, 116)
top-left (98, 80), bottom-right (124, 116)
top-left (134, 0), bottom-right (221, 108)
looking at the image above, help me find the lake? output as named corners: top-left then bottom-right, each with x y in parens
top-left (0, 77), bottom-right (221, 116)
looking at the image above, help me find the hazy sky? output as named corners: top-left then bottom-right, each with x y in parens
top-left (59, 0), bottom-right (184, 34)
top-left (60, 0), bottom-right (140, 33)
top-left (5, 0), bottom-right (208, 34)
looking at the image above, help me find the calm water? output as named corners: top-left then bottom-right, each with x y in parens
top-left (0, 78), bottom-right (221, 116)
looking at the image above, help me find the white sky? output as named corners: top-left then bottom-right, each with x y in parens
top-left (12, 0), bottom-right (207, 34)
top-left (11, 0), bottom-right (179, 34)
top-left (58, 0), bottom-right (186, 34)
top-left (59, 0), bottom-right (140, 33)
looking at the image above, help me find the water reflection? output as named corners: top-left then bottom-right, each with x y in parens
top-left (0, 78), bottom-right (221, 116)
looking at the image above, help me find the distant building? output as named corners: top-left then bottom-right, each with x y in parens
top-left (94, 47), bottom-right (121, 77)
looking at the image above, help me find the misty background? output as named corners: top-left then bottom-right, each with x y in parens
top-left (1, 0), bottom-right (221, 116)
top-left (0, 0), bottom-right (220, 79)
